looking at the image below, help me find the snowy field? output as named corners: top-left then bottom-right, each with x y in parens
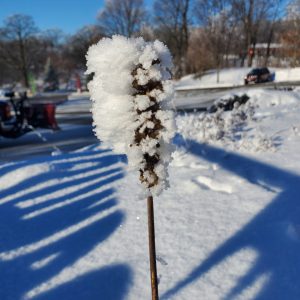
top-left (1, 86), bottom-right (300, 299)
top-left (175, 67), bottom-right (300, 90)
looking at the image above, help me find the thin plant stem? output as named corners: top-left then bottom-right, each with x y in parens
top-left (147, 195), bottom-right (159, 300)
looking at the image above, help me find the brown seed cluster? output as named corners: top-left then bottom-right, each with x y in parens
top-left (131, 59), bottom-right (164, 188)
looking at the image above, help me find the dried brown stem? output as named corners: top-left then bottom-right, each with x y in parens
top-left (147, 195), bottom-right (159, 300)
top-left (131, 59), bottom-right (165, 189)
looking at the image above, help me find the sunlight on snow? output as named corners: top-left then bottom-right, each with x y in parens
top-left (202, 247), bottom-right (270, 299)
top-left (21, 169), bottom-right (122, 220)
top-left (0, 151), bottom-right (113, 206)
top-left (30, 253), bottom-right (61, 270)
top-left (0, 206), bottom-right (117, 262)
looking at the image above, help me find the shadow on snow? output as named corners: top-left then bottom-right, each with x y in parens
top-left (0, 146), bottom-right (132, 300)
top-left (163, 137), bottom-right (300, 300)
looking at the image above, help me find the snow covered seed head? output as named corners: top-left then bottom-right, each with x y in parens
top-left (86, 35), bottom-right (176, 196)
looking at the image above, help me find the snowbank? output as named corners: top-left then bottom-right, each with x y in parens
top-left (175, 67), bottom-right (300, 90)
top-left (177, 88), bottom-right (300, 152)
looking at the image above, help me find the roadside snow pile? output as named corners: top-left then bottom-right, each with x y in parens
top-left (175, 68), bottom-right (249, 89)
top-left (275, 67), bottom-right (300, 82)
top-left (86, 35), bottom-right (175, 196)
top-left (177, 89), bottom-right (300, 152)
top-left (246, 88), bottom-right (300, 108)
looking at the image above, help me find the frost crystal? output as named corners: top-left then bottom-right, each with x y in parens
top-left (86, 35), bottom-right (175, 196)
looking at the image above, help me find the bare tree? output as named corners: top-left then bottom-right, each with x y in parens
top-left (186, 28), bottom-right (215, 74)
top-left (154, 0), bottom-right (192, 78)
top-left (97, 0), bottom-right (147, 37)
top-left (0, 14), bottom-right (39, 87)
top-left (66, 25), bottom-right (104, 68)
top-left (42, 28), bottom-right (65, 49)
top-left (281, 0), bottom-right (300, 66)
top-left (286, 0), bottom-right (300, 19)
top-left (231, 0), bottom-right (283, 67)
top-left (61, 25), bottom-right (104, 83)
top-left (0, 44), bottom-right (19, 85)
top-left (194, 0), bottom-right (237, 82)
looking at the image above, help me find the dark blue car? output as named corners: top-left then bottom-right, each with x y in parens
top-left (244, 68), bottom-right (275, 85)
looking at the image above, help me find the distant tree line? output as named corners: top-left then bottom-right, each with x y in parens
top-left (0, 0), bottom-right (299, 87)
top-left (0, 15), bottom-right (105, 88)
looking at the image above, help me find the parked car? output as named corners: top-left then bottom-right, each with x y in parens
top-left (244, 68), bottom-right (275, 85)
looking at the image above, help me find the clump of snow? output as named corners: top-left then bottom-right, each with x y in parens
top-left (86, 35), bottom-right (175, 196)
top-left (177, 93), bottom-right (278, 152)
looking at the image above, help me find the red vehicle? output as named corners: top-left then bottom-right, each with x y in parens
top-left (0, 91), bottom-right (61, 138)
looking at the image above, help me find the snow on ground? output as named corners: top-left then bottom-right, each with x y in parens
top-left (175, 67), bottom-right (300, 90)
top-left (0, 88), bottom-right (300, 300)
top-left (176, 88), bottom-right (300, 151)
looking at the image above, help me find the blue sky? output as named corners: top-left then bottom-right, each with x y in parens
top-left (0, 0), bottom-right (289, 35)
top-left (0, 0), bottom-right (153, 34)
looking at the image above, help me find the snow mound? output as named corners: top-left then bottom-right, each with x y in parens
top-left (177, 89), bottom-right (300, 152)
top-left (247, 89), bottom-right (300, 108)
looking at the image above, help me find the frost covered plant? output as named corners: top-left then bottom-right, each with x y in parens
top-left (177, 99), bottom-right (275, 152)
top-left (86, 35), bottom-right (175, 196)
top-left (239, 132), bottom-right (275, 152)
top-left (86, 35), bottom-right (175, 300)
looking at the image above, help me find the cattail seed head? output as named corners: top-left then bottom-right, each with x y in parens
top-left (86, 35), bottom-right (175, 196)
